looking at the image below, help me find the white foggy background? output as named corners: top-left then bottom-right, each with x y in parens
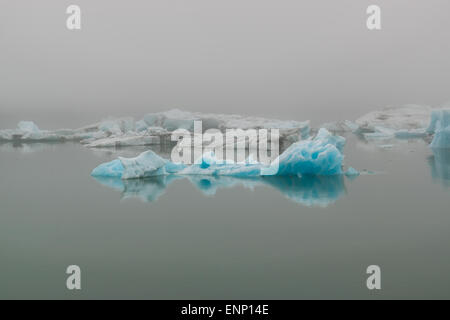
top-left (0, 0), bottom-right (449, 129)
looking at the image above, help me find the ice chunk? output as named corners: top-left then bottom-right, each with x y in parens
top-left (91, 150), bottom-right (167, 179)
top-left (320, 120), bottom-right (360, 134)
top-left (343, 120), bottom-right (360, 133)
top-left (363, 126), bottom-right (396, 140)
top-left (98, 120), bottom-right (124, 136)
top-left (270, 128), bottom-right (344, 176)
top-left (91, 159), bottom-right (124, 178)
top-left (345, 167), bottom-right (360, 176)
top-left (394, 128), bottom-right (428, 139)
top-left (0, 121), bottom-right (79, 141)
top-left (356, 104), bottom-right (432, 131)
top-left (2, 109), bottom-right (311, 149)
top-left (119, 150), bottom-right (168, 179)
top-left (164, 162), bottom-right (188, 173)
top-left (180, 162), bottom-right (263, 177)
top-left (315, 127), bottom-right (346, 151)
top-left (428, 110), bottom-right (450, 149)
top-left (17, 121), bottom-right (40, 133)
top-left (135, 120), bottom-right (148, 132)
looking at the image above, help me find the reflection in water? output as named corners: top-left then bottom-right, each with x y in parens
top-left (0, 141), bottom-right (62, 153)
top-left (93, 174), bottom-right (347, 207)
top-left (428, 149), bottom-right (450, 187)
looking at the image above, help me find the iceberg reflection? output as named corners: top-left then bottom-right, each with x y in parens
top-left (428, 148), bottom-right (450, 187)
top-left (93, 174), bottom-right (346, 207)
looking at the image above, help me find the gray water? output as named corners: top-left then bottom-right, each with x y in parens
top-left (0, 136), bottom-right (449, 299)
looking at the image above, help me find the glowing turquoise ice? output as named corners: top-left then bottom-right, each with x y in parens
top-left (91, 128), bottom-right (347, 179)
top-left (428, 110), bottom-right (450, 149)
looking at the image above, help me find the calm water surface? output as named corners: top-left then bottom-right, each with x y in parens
top-left (0, 136), bottom-right (449, 299)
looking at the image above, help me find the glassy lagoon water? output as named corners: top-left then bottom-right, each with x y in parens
top-left (0, 135), bottom-right (449, 299)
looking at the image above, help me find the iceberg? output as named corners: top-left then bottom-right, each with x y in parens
top-left (119, 150), bottom-right (168, 179)
top-left (91, 128), bottom-right (347, 179)
top-left (345, 167), bottom-right (360, 177)
top-left (17, 121), bottom-right (40, 134)
top-left (90, 159), bottom-right (124, 178)
top-left (0, 121), bottom-right (94, 142)
top-left (1, 109), bottom-right (311, 149)
top-left (267, 128), bottom-right (344, 176)
top-left (394, 128), bottom-right (428, 139)
top-left (355, 105), bottom-right (436, 142)
top-left (356, 104), bottom-right (432, 131)
top-left (427, 109), bottom-right (450, 149)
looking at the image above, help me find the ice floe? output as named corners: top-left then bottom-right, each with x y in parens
top-left (345, 167), bottom-right (360, 177)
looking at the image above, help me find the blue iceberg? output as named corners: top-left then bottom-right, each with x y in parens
top-left (428, 109), bottom-right (450, 149)
top-left (345, 167), bottom-right (360, 177)
top-left (91, 159), bottom-right (124, 178)
top-left (91, 128), bottom-right (347, 179)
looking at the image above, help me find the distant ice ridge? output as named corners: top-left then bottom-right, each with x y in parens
top-left (321, 105), bottom-right (450, 150)
top-left (91, 128), bottom-right (346, 179)
top-left (428, 149), bottom-right (450, 187)
top-left (0, 109), bottom-right (310, 148)
top-left (321, 105), bottom-right (433, 141)
top-left (0, 121), bottom-right (93, 142)
top-left (3, 105), bottom-right (449, 149)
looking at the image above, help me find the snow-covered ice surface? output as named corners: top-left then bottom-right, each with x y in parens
top-left (0, 109), bottom-right (310, 148)
top-left (91, 128), bottom-right (347, 179)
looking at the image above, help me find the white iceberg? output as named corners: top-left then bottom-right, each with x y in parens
top-left (355, 104), bottom-right (435, 141)
top-left (17, 121), bottom-right (40, 133)
top-left (394, 128), bottom-right (428, 139)
top-left (356, 104), bottom-right (432, 131)
top-left (0, 121), bottom-right (81, 142)
top-left (90, 159), bottom-right (124, 178)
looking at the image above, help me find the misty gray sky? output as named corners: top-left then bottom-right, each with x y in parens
top-left (1, 0), bottom-right (449, 128)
